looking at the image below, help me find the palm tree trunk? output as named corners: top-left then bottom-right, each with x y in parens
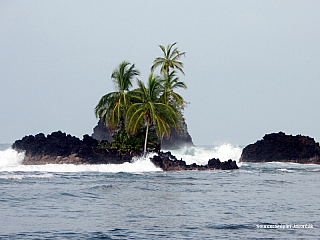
top-left (143, 119), bottom-right (149, 156)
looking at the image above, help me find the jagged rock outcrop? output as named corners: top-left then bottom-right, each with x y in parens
top-left (12, 131), bottom-right (238, 171)
top-left (12, 131), bottom-right (136, 165)
top-left (150, 151), bottom-right (239, 171)
top-left (161, 124), bottom-right (194, 150)
top-left (92, 118), bottom-right (194, 150)
top-left (240, 132), bottom-right (320, 164)
top-left (92, 118), bottom-right (113, 142)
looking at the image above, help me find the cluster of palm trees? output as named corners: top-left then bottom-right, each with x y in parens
top-left (95, 43), bottom-right (187, 155)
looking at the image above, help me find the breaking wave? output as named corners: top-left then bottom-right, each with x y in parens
top-left (0, 148), bottom-right (161, 173)
top-left (0, 148), bottom-right (25, 167)
top-left (0, 144), bottom-right (243, 173)
top-left (166, 144), bottom-right (243, 166)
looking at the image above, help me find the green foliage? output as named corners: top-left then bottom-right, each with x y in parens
top-left (126, 74), bottom-right (178, 154)
top-left (159, 70), bottom-right (187, 106)
top-left (95, 43), bottom-right (187, 154)
top-left (111, 123), bottom-right (159, 152)
top-left (95, 61), bottom-right (140, 130)
top-left (127, 75), bottom-right (178, 135)
top-left (151, 42), bottom-right (186, 75)
top-left (97, 140), bottom-right (111, 149)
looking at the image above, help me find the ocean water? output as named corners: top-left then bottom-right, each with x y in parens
top-left (0, 143), bottom-right (319, 239)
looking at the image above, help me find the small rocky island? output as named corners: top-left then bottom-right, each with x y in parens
top-left (9, 43), bottom-right (242, 171)
top-left (240, 132), bottom-right (320, 164)
top-left (12, 131), bottom-right (238, 171)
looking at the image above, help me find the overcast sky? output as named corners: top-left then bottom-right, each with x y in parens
top-left (1, 1), bottom-right (320, 146)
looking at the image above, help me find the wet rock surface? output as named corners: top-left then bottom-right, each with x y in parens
top-left (12, 131), bottom-right (134, 165)
top-left (150, 151), bottom-right (239, 171)
top-left (12, 131), bottom-right (238, 170)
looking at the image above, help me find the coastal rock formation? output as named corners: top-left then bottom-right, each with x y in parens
top-left (240, 132), bottom-right (320, 164)
top-left (91, 118), bottom-right (113, 142)
top-left (92, 118), bottom-right (194, 150)
top-left (12, 131), bottom-right (238, 170)
top-left (150, 151), bottom-right (239, 171)
top-left (161, 124), bottom-right (194, 150)
top-left (12, 131), bottom-right (135, 165)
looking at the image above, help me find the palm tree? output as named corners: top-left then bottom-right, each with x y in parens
top-left (95, 61), bottom-right (140, 130)
top-left (159, 70), bottom-right (187, 106)
top-left (126, 73), bottom-right (178, 155)
top-left (151, 42), bottom-right (186, 76)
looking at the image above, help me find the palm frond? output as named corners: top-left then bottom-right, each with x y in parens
top-left (172, 81), bottom-right (187, 90)
top-left (126, 104), bottom-right (145, 135)
top-left (95, 61), bottom-right (140, 130)
top-left (151, 42), bottom-right (185, 75)
top-left (126, 73), bottom-right (178, 153)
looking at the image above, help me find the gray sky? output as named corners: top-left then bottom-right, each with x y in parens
top-left (1, 0), bottom-right (320, 146)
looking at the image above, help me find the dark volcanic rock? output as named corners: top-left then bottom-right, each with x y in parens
top-left (150, 151), bottom-right (239, 171)
top-left (240, 132), bottom-right (320, 164)
top-left (12, 131), bottom-right (135, 165)
top-left (161, 125), bottom-right (194, 150)
top-left (208, 158), bottom-right (239, 170)
top-left (92, 118), bottom-right (194, 150)
top-left (12, 131), bottom-right (238, 171)
top-left (92, 118), bottom-right (113, 142)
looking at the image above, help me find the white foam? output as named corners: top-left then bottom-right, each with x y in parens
top-left (167, 144), bottom-right (243, 165)
top-left (0, 173), bottom-right (54, 179)
top-left (277, 168), bottom-right (296, 173)
top-left (0, 145), bottom-right (242, 172)
top-left (0, 148), bottom-right (25, 167)
top-left (0, 151), bottom-right (161, 173)
top-left (310, 168), bottom-right (320, 172)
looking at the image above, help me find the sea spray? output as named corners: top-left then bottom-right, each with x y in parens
top-left (0, 149), bottom-right (161, 173)
top-left (0, 148), bottom-right (25, 167)
top-left (166, 144), bottom-right (243, 166)
top-left (0, 144), bottom-right (243, 172)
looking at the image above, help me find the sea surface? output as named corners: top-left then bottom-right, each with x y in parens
top-left (0, 143), bottom-right (319, 239)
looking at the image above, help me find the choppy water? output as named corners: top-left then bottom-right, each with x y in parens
top-left (0, 144), bottom-right (319, 239)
